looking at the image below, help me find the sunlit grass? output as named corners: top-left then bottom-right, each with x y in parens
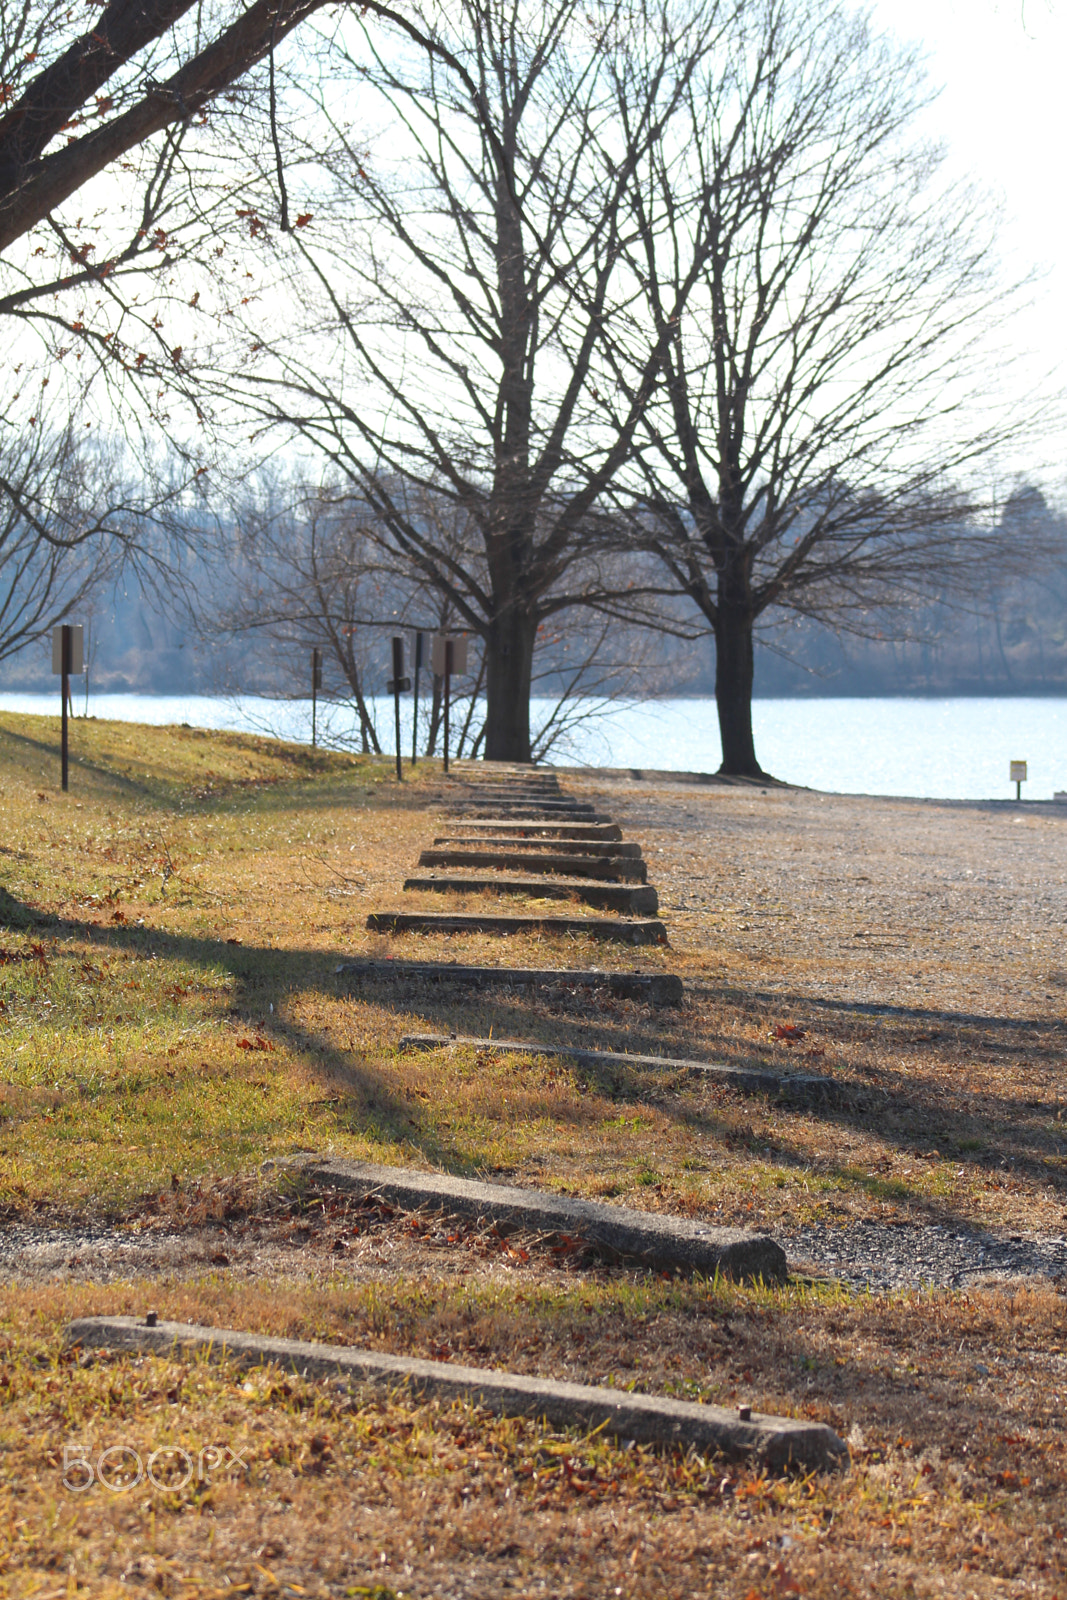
top-left (1, 1276), bottom-right (1065, 1594)
top-left (0, 710), bottom-right (1062, 1239)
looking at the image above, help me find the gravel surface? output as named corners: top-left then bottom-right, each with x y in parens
top-left (5, 1213), bottom-right (1067, 1293)
top-left (579, 779), bottom-right (1067, 1020)
top-left (783, 1220), bottom-right (1067, 1292)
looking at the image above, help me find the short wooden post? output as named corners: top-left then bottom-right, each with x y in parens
top-left (311, 648), bottom-right (322, 747)
top-left (443, 637), bottom-right (453, 775)
top-left (61, 624), bottom-right (71, 792)
top-left (387, 637), bottom-right (411, 781)
top-left (411, 631), bottom-right (424, 767)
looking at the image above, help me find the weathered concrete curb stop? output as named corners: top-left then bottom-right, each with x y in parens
top-left (402, 874), bottom-right (659, 915)
top-left (397, 1033), bottom-right (850, 1106)
top-left (366, 912), bottom-right (669, 944)
top-left (433, 820), bottom-right (624, 841)
top-left (446, 797), bottom-right (598, 812)
top-left (453, 793), bottom-right (572, 806)
top-left (456, 785), bottom-right (564, 798)
top-left (418, 849), bottom-right (649, 883)
top-left (335, 959), bottom-right (683, 1006)
top-left (273, 1156), bottom-right (788, 1283)
top-left (432, 835), bottom-right (642, 857)
top-left (442, 811), bottom-right (617, 825)
top-left (450, 775), bottom-right (563, 786)
top-left (452, 773), bottom-right (562, 784)
top-left (65, 1317), bottom-right (846, 1472)
top-left (444, 806), bottom-right (604, 819)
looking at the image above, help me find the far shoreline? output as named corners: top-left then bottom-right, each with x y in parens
top-left (1, 695), bottom-right (1065, 804)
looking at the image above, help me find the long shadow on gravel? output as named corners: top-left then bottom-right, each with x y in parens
top-left (704, 980), bottom-right (1067, 1038)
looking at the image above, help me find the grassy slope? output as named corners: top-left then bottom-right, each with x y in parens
top-left (0, 712), bottom-right (1065, 1598)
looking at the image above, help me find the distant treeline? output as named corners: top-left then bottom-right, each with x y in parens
top-left (2, 496), bottom-right (1065, 703)
top-left (752, 570), bottom-right (1067, 696)
top-left (752, 498), bottom-right (1067, 696)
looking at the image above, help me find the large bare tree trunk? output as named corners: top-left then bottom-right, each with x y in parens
top-left (484, 611), bottom-right (537, 762)
top-left (714, 595), bottom-right (763, 777)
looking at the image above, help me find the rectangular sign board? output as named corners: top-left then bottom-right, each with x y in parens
top-left (52, 624), bottom-right (84, 675)
top-left (431, 633), bottom-right (469, 675)
top-left (1010, 760), bottom-right (1028, 783)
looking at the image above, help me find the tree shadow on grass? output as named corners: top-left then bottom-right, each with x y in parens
top-left (331, 963), bottom-right (1067, 1227)
top-left (3, 884), bottom-right (1066, 1223)
top-left (0, 887), bottom-right (436, 1175)
top-left (3, 889), bottom-right (620, 1180)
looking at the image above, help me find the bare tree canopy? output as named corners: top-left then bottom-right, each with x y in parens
top-left (606, 0), bottom-right (1043, 775)
top-left (0, 0), bottom-right (349, 256)
top-left (0, 0), bottom-right (410, 665)
top-left (215, 474), bottom-right (691, 760)
top-left (0, 422), bottom-right (178, 662)
top-left (218, 0), bottom-right (721, 761)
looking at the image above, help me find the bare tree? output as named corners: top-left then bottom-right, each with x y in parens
top-left (752, 485), bottom-right (1067, 695)
top-left (220, 485), bottom-right (392, 751)
top-left (215, 478), bottom-right (496, 755)
top-left (0, 420), bottom-right (169, 663)
top-left (0, 1), bottom-right (363, 666)
top-left (218, 0), bottom-right (723, 761)
top-left (599, 0), bottom-right (1045, 775)
top-left (214, 472), bottom-right (686, 761)
top-left (1, 0), bottom-right (508, 482)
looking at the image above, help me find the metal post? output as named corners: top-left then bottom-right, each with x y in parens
top-left (1016, 778), bottom-right (1022, 802)
top-left (443, 637), bottom-right (453, 775)
top-left (411, 631), bottom-right (424, 767)
top-left (311, 647), bottom-right (322, 747)
top-left (61, 623), bottom-right (70, 792)
top-left (391, 636), bottom-right (404, 782)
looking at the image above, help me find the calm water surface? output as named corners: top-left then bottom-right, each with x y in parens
top-left (1, 690), bottom-right (1065, 801)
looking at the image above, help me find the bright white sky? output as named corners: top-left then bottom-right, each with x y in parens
top-left (870, 0), bottom-right (1067, 479)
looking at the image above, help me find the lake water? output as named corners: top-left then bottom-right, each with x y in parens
top-left (1, 690), bottom-right (1065, 801)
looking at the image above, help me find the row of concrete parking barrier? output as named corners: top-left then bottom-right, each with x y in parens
top-left (370, 766), bottom-right (668, 940)
top-left (70, 768), bottom-right (851, 1472)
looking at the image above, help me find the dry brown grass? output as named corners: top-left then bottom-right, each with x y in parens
top-left (2, 1276), bottom-right (1067, 1598)
top-left (2, 713), bottom-right (1067, 1595)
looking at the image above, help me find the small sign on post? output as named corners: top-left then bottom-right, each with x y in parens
top-left (387, 636), bottom-right (411, 782)
top-left (430, 634), bottom-right (468, 676)
top-left (431, 634), bottom-right (468, 775)
top-left (51, 623), bottom-right (84, 792)
top-left (1010, 759), bottom-right (1027, 801)
top-left (311, 647), bottom-right (323, 748)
